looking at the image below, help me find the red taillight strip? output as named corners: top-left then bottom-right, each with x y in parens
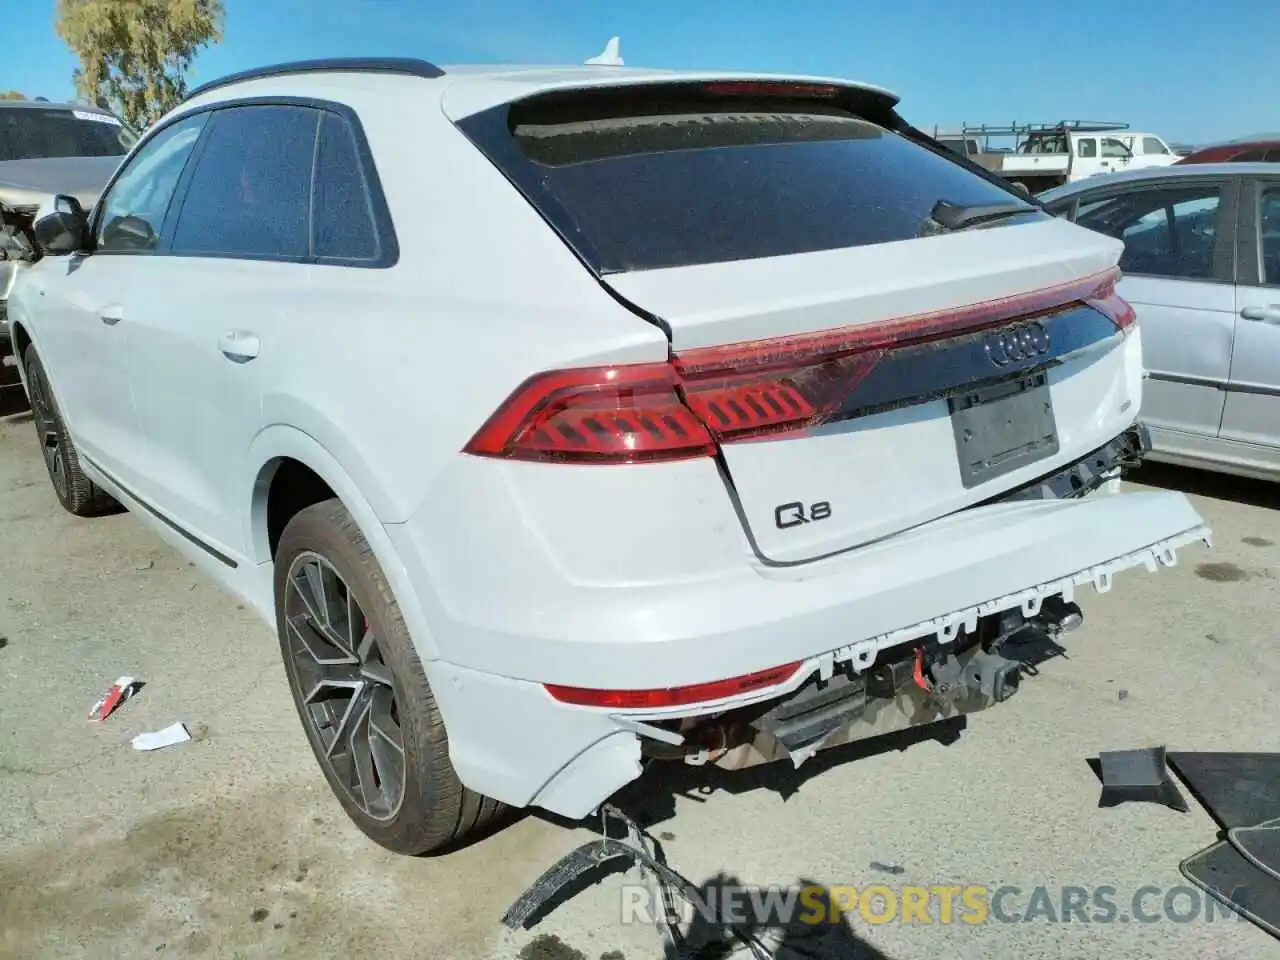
top-left (463, 362), bottom-right (717, 463)
top-left (463, 267), bottom-right (1130, 464)
top-left (673, 266), bottom-right (1126, 377)
top-left (544, 661), bottom-right (804, 710)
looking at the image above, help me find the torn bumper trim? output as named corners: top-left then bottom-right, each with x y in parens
top-left (422, 501), bottom-right (1210, 821)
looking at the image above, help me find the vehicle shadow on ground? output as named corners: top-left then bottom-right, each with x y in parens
top-left (657, 874), bottom-right (896, 959)
top-left (1128, 462), bottom-right (1280, 511)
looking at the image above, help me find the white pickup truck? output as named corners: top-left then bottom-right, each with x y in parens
top-left (934, 122), bottom-right (1178, 193)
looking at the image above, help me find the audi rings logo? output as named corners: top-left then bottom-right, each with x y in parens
top-left (984, 321), bottom-right (1051, 368)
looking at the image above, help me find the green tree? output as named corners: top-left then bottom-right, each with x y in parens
top-left (55, 0), bottom-right (224, 129)
top-left (0, 91), bottom-right (26, 100)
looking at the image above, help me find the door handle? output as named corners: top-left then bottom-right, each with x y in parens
top-left (99, 305), bottom-right (124, 326)
top-left (1240, 305), bottom-right (1280, 325)
top-left (218, 330), bottom-right (260, 363)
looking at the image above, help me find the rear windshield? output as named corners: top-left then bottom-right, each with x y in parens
top-left (0, 106), bottom-right (139, 161)
top-left (459, 89), bottom-right (1040, 273)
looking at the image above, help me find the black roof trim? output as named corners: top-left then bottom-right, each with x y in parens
top-left (182, 57), bottom-right (444, 103)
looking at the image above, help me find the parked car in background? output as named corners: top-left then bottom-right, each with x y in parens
top-left (1177, 135), bottom-right (1280, 165)
top-left (1041, 164), bottom-right (1280, 481)
top-left (930, 122), bottom-right (1178, 193)
top-left (1114, 132), bottom-right (1180, 165)
top-left (0, 99), bottom-right (135, 413)
top-left (8, 58), bottom-right (1208, 855)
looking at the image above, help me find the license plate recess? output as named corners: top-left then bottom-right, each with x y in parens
top-left (951, 373), bottom-right (1059, 489)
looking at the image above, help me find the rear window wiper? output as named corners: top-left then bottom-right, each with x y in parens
top-left (926, 199), bottom-right (1038, 232)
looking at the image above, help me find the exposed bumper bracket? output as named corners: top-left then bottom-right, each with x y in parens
top-left (824, 523), bottom-right (1210, 682)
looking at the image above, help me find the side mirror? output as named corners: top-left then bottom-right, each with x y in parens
top-left (100, 214), bottom-right (157, 252)
top-left (33, 194), bottom-right (88, 256)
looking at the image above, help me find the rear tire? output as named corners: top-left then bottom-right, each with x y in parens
top-left (23, 345), bottom-right (118, 517)
top-left (274, 498), bottom-right (506, 855)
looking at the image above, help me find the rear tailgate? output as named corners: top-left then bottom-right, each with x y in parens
top-left (453, 79), bottom-right (1143, 563)
top-left (605, 219), bottom-right (1136, 561)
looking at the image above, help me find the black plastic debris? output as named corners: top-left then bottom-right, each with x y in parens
top-left (1229, 819), bottom-right (1280, 885)
top-left (1181, 840), bottom-right (1280, 940)
top-left (1167, 753), bottom-right (1280, 830)
top-left (1094, 746), bottom-right (1189, 812)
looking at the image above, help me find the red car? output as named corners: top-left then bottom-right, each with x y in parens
top-left (1177, 136), bottom-right (1280, 164)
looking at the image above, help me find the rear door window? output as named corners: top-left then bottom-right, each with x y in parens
top-left (1076, 183), bottom-right (1223, 279)
top-left (1101, 138), bottom-right (1130, 159)
top-left (458, 87), bottom-right (1042, 273)
top-left (170, 104), bottom-right (319, 259)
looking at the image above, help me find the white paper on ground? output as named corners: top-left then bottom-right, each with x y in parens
top-left (132, 722), bottom-right (191, 751)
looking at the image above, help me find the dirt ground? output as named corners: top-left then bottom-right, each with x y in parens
top-left (3, 407), bottom-right (1280, 960)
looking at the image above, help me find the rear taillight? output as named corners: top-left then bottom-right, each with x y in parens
top-left (462, 363), bottom-right (716, 464)
top-left (544, 661), bottom-right (803, 709)
top-left (465, 267), bottom-right (1129, 464)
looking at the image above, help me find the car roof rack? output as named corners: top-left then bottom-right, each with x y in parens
top-left (182, 57), bottom-right (445, 103)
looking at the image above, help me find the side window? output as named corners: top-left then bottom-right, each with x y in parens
top-left (1079, 185), bottom-right (1221, 280)
top-left (95, 112), bottom-right (208, 252)
top-left (1143, 137), bottom-right (1169, 155)
top-left (170, 105), bottom-right (319, 259)
top-left (1101, 138), bottom-right (1131, 159)
top-left (1077, 138), bottom-right (1097, 158)
top-left (312, 112), bottom-right (380, 261)
top-left (1261, 189), bottom-right (1280, 286)
top-left (1233, 148), bottom-right (1268, 162)
top-left (1267, 150), bottom-right (1280, 163)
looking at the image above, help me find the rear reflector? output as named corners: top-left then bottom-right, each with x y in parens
top-left (465, 267), bottom-right (1132, 464)
top-left (544, 661), bottom-right (803, 709)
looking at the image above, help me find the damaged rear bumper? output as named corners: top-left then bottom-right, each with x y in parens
top-left (421, 480), bottom-right (1211, 822)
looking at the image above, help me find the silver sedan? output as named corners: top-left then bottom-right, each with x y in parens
top-left (1041, 163), bottom-right (1280, 481)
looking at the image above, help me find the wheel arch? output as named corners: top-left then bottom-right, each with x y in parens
top-left (247, 424), bottom-right (441, 662)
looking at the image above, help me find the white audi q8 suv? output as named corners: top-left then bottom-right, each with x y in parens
top-left (7, 57), bottom-right (1210, 854)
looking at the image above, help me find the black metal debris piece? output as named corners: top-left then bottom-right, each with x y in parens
top-left (1167, 753), bottom-right (1280, 830)
top-left (1228, 819), bottom-right (1280, 885)
top-left (1181, 839), bottom-right (1280, 941)
top-left (501, 837), bottom-right (649, 931)
top-left (502, 806), bottom-right (777, 959)
top-left (1095, 746), bottom-right (1189, 812)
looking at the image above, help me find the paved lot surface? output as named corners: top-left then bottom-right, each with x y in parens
top-left (3, 408), bottom-right (1280, 960)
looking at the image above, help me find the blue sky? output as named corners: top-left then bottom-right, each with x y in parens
top-left (4, 0), bottom-right (1275, 145)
